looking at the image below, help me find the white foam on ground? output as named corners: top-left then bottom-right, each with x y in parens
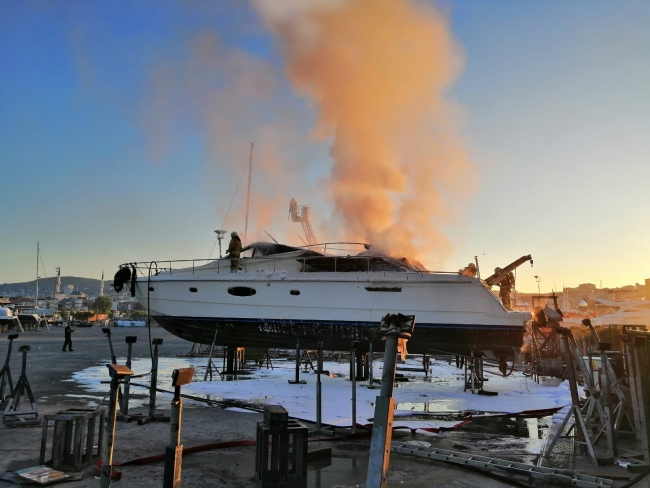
top-left (72, 355), bottom-right (574, 434)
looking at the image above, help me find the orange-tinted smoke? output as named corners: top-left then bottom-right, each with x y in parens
top-left (254, 0), bottom-right (474, 267)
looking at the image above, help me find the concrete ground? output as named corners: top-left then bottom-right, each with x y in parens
top-left (0, 326), bottom-right (645, 487)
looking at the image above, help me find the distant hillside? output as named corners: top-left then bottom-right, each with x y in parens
top-left (0, 277), bottom-right (103, 297)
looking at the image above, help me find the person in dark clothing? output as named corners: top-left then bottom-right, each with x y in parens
top-left (494, 267), bottom-right (515, 310)
top-left (62, 323), bottom-right (75, 351)
top-left (226, 231), bottom-right (242, 273)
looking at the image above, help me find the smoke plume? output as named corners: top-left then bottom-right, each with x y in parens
top-left (254, 0), bottom-right (474, 266)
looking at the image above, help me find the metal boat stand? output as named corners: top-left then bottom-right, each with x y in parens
top-left (117, 336), bottom-right (141, 422)
top-left (288, 338), bottom-right (306, 385)
top-left (138, 338), bottom-right (170, 425)
top-left (0, 333), bottom-right (19, 403)
top-left (463, 351), bottom-right (490, 394)
top-left (222, 346), bottom-right (245, 375)
top-left (542, 327), bottom-right (599, 466)
top-left (366, 313), bottom-right (416, 488)
top-left (3, 345), bottom-right (40, 427)
top-left (583, 320), bottom-right (636, 440)
top-left (203, 329), bottom-right (222, 381)
top-left (564, 325), bottom-right (618, 459)
top-left (350, 341), bottom-right (359, 434)
top-left (621, 330), bottom-right (650, 466)
top-left (163, 367), bottom-right (194, 488)
top-left (101, 328), bottom-right (126, 416)
top-left (308, 342), bottom-right (338, 437)
top-left (100, 364), bottom-right (133, 488)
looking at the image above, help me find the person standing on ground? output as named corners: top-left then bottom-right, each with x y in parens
top-left (62, 322), bottom-right (75, 351)
top-left (226, 231), bottom-right (242, 273)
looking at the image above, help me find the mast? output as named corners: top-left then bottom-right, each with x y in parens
top-left (55, 267), bottom-right (61, 294)
top-left (35, 242), bottom-right (39, 307)
top-left (243, 142), bottom-right (254, 245)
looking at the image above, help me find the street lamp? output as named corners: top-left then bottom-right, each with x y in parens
top-left (534, 275), bottom-right (541, 295)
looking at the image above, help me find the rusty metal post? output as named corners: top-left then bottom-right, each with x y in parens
top-left (100, 364), bottom-right (133, 488)
top-left (366, 314), bottom-right (416, 488)
top-left (163, 367), bottom-right (194, 488)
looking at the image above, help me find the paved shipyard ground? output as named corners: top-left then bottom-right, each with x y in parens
top-left (0, 326), bottom-right (646, 488)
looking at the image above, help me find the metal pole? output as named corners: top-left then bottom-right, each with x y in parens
top-left (316, 342), bottom-right (323, 433)
top-left (289, 337), bottom-right (306, 384)
top-left (123, 336), bottom-right (136, 416)
top-left (100, 365), bottom-right (133, 487)
top-left (367, 342), bottom-right (375, 389)
top-left (149, 340), bottom-right (162, 419)
top-left (243, 142), bottom-right (254, 245)
top-left (367, 314), bottom-right (415, 488)
top-left (599, 344), bottom-right (616, 456)
top-left (470, 350), bottom-right (475, 394)
top-left (164, 386), bottom-right (183, 488)
top-left (35, 242), bottom-right (39, 308)
top-left (100, 375), bottom-right (120, 488)
top-left (163, 368), bottom-right (194, 488)
top-left (351, 342), bottom-right (358, 434)
top-left (0, 334), bottom-right (17, 401)
top-left (204, 329), bottom-right (218, 382)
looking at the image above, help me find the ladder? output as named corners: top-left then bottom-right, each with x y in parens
top-left (391, 443), bottom-right (614, 488)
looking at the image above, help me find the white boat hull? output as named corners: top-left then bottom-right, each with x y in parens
top-left (135, 269), bottom-right (529, 354)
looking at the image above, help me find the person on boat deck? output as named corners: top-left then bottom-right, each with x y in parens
top-left (459, 263), bottom-right (477, 277)
top-left (226, 231), bottom-right (242, 273)
top-left (62, 323), bottom-right (75, 351)
top-left (494, 267), bottom-right (515, 310)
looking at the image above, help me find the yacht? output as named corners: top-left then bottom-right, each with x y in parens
top-left (114, 243), bottom-right (531, 357)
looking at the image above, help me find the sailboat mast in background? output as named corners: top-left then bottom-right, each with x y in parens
top-left (244, 142), bottom-right (254, 245)
top-left (34, 242), bottom-right (39, 307)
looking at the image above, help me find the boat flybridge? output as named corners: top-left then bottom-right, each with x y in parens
top-left (114, 242), bottom-right (532, 359)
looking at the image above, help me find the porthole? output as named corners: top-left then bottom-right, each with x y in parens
top-left (189, 287), bottom-right (197, 293)
top-left (290, 290), bottom-right (300, 296)
top-left (148, 287), bottom-right (154, 291)
top-left (228, 287), bottom-right (257, 297)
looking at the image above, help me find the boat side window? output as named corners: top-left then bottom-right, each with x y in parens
top-left (290, 290), bottom-right (300, 296)
top-left (148, 287), bottom-right (154, 291)
top-left (228, 287), bottom-right (257, 297)
top-left (364, 287), bottom-right (402, 292)
top-left (189, 287), bottom-right (198, 293)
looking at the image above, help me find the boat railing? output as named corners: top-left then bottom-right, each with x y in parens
top-left (120, 254), bottom-right (461, 278)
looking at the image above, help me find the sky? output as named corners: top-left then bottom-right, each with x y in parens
top-left (1, 0), bottom-right (649, 294)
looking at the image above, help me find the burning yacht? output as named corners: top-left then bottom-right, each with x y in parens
top-left (114, 243), bottom-right (532, 357)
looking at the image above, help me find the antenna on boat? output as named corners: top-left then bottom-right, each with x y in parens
top-left (243, 142), bottom-right (254, 245)
top-left (214, 230), bottom-right (227, 258)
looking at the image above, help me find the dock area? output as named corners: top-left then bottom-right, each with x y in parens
top-left (0, 326), bottom-right (648, 488)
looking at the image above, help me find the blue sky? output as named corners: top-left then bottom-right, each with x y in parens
top-left (1, 0), bottom-right (649, 293)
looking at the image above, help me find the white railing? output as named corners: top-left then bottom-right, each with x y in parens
top-left (119, 253), bottom-right (458, 278)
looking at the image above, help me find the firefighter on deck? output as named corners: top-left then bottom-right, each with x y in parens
top-left (494, 267), bottom-right (515, 310)
top-left (226, 231), bottom-right (242, 273)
